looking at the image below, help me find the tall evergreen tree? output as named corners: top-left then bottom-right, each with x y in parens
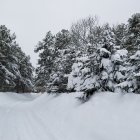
top-left (112, 24), bottom-right (127, 46)
top-left (12, 46), bottom-right (34, 92)
top-left (122, 13), bottom-right (140, 54)
top-left (0, 25), bottom-right (34, 92)
top-left (49, 30), bottom-right (75, 92)
top-left (0, 25), bottom-right (16, 91)
top-left (34, 31), bottom-right (55, 92)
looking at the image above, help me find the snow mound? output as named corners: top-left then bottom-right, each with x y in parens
top-left (0, 92), bottom-right (140, 140)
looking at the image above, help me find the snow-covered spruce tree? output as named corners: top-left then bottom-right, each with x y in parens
top-left (34, 31), bottom-right (55, 92)
top-left (90, 24), bottom-right (116, 92)
top-left (129, 51), bottom-right (140, 93)
top-left (97, 24), bottom-right (129, 93)
top-left (0, 25), bottom-right (17, 91)
top-left (67, 53), bottom-right (101, 92)
top-left (121, 51), bottom-right (140, 93)
top-left (67, 17), bottom-right (104, 93)
top-left (117, 51), bottom-right (140, 93)
top-left (67, 24), bottom-right (115, 92)
top-left (48, 29), bottom-right (76, 92)
top-left (0, 25), bottom-right (34, 92)
top-left (122, 13), bottom-right (140, 54)
top-left (68, 23), bottom-right (128, 93)
top-left (111, 47), bottom-right (128, 92)
top-left (112, 23), bottom-right (127, 46)
top-left (117, 13), bottom-right (140, 93)
top-left (111, 24), bottom-right (128, 92)
top-left (11, 46), bottom-right (34, 92)
top-left (91, 24), bottom-right (129, 92)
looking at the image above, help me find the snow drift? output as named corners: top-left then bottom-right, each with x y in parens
top-left (0, 92), bottom-right (140, 140)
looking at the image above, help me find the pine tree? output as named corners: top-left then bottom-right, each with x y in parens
top-left (34, 31), bottom-right (55, 92)
top-left (112, 24), bottom-right (127, 46)
top-left (94, 24), bottom-right (116, 91)
top-left (118, 13), bottom-right (140, 93)
top-left (49, 30), bottom-right (75, 92)
top-left (130, 51), bottom-right (140, 93)
top-left (0, 25), bottom-right (16, 91)
top-left (0, 25), bottom-right (34, 92)
top-left (12, 46), bottom-right (34, 92)
top-left (122, 13), bottom-right (140, 54)
top-left (111, 47), bottom-right (128, 92)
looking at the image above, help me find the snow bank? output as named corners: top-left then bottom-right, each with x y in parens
top-left (0, 92), bottom-right (140, 140)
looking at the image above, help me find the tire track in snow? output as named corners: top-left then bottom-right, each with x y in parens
top-left (14, 110), bottom-right (40, 140)
top-left (0, 93), bottom-right (59, 140)
top-left (26, 109), bottom-right (57, 140)
top-left (0, 99), bottom-right (23, 139)
top-left (0, 96), bottom-right (48, 140)
top-left (0, 103), bottom-right (23, 140)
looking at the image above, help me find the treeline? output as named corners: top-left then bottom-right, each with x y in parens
top-left (34, 13), bottom-right (140, 94)
top-left (0, 13), bottom-right (140, 94)
top-left (0, 25), bottom-right (34, 92)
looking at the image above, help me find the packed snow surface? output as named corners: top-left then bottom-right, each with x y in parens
top-left (0, 92), bottom-right (140, 140)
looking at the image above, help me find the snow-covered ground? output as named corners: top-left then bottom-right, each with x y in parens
top-left (0, 92), bottom-right (140, 140)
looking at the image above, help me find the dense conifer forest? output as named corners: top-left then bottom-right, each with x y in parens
top-left (1, 13), bottom-right (140, 97)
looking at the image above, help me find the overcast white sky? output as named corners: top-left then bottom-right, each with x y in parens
top-left (0, 0), bottom-right (140, 66)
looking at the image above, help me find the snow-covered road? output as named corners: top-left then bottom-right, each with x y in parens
top-left (0, 92), bottom-right (140, 140)
top-left (0, 93), bottom-right (58, 140)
